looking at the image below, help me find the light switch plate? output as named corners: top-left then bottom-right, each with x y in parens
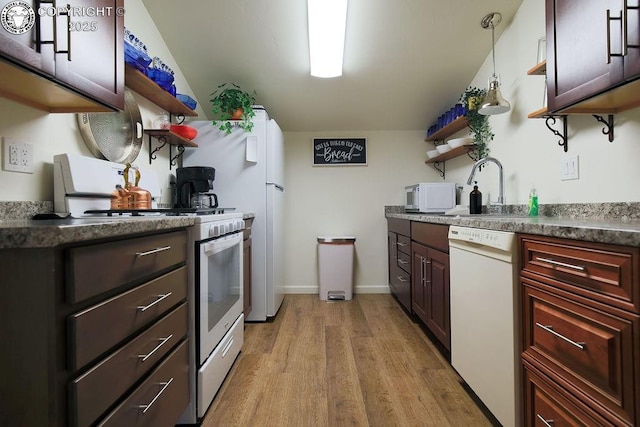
top-left (560, 155), bottom-right (579, 181)
top-left (2, 137), bottom-right (34, 173)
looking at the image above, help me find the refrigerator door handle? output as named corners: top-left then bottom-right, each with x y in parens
top-left (267, 182), bottom-right (284, 191)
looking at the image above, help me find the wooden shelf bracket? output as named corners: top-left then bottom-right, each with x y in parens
top-left (592, 114), bottom-right (614, 142)
top-left (545, 116), bottom-right (568, 152)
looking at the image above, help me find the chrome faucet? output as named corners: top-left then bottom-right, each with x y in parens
top-left (466, 157), bottom-right (505, 205)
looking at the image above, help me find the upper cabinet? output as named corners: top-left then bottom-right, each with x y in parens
top-left (546, 0), bottom-right (640, 114)
top-left (0, 0), bottom-right (124, 112)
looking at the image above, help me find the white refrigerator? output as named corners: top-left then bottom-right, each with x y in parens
top-left (183, 109), bottom-right (285, 321)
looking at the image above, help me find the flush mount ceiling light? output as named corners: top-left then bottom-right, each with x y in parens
top-left (478, 12), bottom-right (511, 115)
top-left (307, 0), bottom-right (348, 78)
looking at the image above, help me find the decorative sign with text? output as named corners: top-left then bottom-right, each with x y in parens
top-left (313, 138), bottom-right (367, 166)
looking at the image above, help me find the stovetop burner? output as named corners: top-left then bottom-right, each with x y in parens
top-left (84, 207), bottom-right (236, 216)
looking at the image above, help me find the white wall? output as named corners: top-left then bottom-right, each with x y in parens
top-left (283, 0), bottom-right (640, 294)
top-left (0, 0), bottom-right (205, 204)
top-left (284, 131), bottom-right (442, 293)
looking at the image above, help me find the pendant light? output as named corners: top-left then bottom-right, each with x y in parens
top-left (478, 12), bottom-right (511, 115)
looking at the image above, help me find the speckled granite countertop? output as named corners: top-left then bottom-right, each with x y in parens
top-left (385, 204), bottom-right (640, 247)
top-left (0, 202), bottom-right (256, 249)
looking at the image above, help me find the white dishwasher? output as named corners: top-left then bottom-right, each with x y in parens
top-left (448, 225), bottom-right (520, 427)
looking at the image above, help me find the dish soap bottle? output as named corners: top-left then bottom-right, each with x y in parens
top-left (469, 181), bottom-right (482, 214)
top-left (528, 185), bottom-right (539, 216)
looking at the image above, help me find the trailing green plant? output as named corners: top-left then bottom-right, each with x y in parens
top-left (459, 86), bottom-right (493, 159)
top-left (209, 83), bottom-right (257, 134)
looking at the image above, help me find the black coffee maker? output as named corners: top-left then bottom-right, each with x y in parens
top-left (176, 167), bottom-right (218, 208)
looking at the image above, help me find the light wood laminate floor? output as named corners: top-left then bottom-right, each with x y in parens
top-left (202, 294), bottom-right (494, 426)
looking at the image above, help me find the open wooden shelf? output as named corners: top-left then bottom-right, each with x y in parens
top-left (425, 116), bottom-right (469, 141)
top-left (527, 60), bottom-right (547, 76)
top-left (144, 129), bottom-right (198, 147)
top-left (425, 144), bottom-right (475, 164)
top-left (125, 64), bottom-right (198, 117)
top-left (528, 107), bottom-right (549, 119)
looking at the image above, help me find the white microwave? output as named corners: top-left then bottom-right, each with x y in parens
top-left (405, 182), bottom-right (457, 213)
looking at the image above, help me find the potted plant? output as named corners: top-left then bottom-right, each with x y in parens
top-left (209, 83), bottom-right (257, 134)
top-left (459, 86), bottom-right (493, 159)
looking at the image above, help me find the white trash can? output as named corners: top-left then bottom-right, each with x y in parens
top-left (317, 236), bottom-right (356, 301)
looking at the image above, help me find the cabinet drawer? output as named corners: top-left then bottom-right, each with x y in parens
top-left (411, 222), bottom-right (449, 253)
top-left (389, 265), bottom-right (411, 312)
top-left (396, 234), bottom-right (411, 255)
top-left (523, 362), bottom-right (615, 427)
top-left (387, 218), bottom-right (410, 236)
top-left (69, 267), bottom-right (187, 370)
top-left (97, 340), bottom-right (189, 427)
top-left (67, 230), bottom-right (187, 303)
top-left (397, 250), bottom-right (411, 273)
top-left (70, 304), bottom-right (188, 427)
top-left (523, 279), bottom-right (639, 425)
top-left (520, 235), bottom-right (639, 313)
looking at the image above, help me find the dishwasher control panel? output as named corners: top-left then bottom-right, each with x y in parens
top-left (448, 225), bottom-right (516, 252)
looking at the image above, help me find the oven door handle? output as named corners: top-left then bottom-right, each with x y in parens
top-left (202, 233), bottom-right (243, 255)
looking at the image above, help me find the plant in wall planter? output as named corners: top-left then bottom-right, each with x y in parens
top-left (210, 83), bottom-right (257, 135)
top-left (459, 86), bottom-right (494, 159)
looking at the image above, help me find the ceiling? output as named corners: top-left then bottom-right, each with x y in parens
top-left (142, 0), bottom-right (523, 132)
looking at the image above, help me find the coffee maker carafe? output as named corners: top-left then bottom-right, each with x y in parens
top-left (176, 166), bottom-right (218, 208)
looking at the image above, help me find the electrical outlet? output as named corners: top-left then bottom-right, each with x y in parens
top-left (559, 155), bottom-right (579, 181)
top-left (2, 137), bottom-right (34, 173)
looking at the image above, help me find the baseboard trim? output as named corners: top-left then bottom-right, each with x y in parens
top-left (284, 285), bottom-right (390, 294)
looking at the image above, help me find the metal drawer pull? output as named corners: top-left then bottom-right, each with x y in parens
top-left (535, 257), bottom-right (586, 271)
top-left (137, 293), bottom-right (173, 312)
top-left (397, 276), bottom-right (407, 282)
top-left (396, 242), bottom-right (407, 247)
top-left (136, 246), bottom-right (172, 257)
top-left (398, 259), bottom-right (408, 265)
top-left (536, 414), bottom-right (554, 427)
top-left (536, 323), bottom-right (586, 351)
top-left (138, 335), bottom-right (173, 362)
top-left (138, 377), bottom-right (174, 414)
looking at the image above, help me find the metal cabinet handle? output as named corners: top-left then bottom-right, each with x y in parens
top-left (398, 259), bottom-right (408, 265)
top-left (136, 245), bottom-right (172, 257)
top-left (397, 276), bottom-right (407, 283)
top-left (138, 378), bottom-right (173, 414)
top-left (137, 293), bottom-right (172, 312)
top-left (535, 257), bottom-right (585, 272)
top-left (536, 323), bottom-right (586, 351)
top-left (607, 3), bottom-right (639, 63)
top-left (536, 414), bottom-right (555, 427)
top-left (396, 242), bottom-right (407, 247)
top-left (138, 335), bottom-right (173, 362)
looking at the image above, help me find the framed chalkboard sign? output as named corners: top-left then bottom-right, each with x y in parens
top-left (313, 138), bottom-right (367, 166)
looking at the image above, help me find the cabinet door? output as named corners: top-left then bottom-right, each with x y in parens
top-left (546, 0), bottom-right (625, 111)
top-left (53, 0), bottom-right (124, 110)
top-left (424, 248), bottom-right (450, 351)
top-left (0, 0), bottom-right (55, 74)
top-left (411, 242), bottom-right (428, 320)
top-left (624, 0), bottom-right (640, 79)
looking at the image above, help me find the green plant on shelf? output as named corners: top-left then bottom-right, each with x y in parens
top-left (459, 86), bottom-right (493, 159)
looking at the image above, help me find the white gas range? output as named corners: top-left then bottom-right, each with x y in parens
top-left (53, 153), bottom-right (245, 425)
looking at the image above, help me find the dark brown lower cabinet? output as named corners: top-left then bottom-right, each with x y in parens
top-left (0, 229), bottom-right (190, 426)
top-left (519, 234), bottom-right (640, 427)
top-left (411, 241), bottom-right (450, 350)
top-left (411, 222), bottom-right (450, 351)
